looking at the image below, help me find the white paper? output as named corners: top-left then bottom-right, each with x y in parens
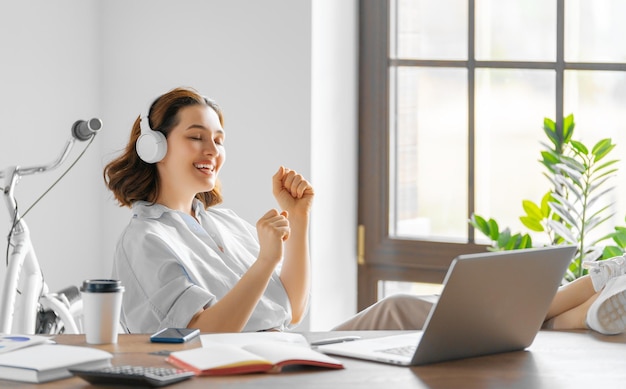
top-left (200, 332), bottom-right (310, 348)
top-left (0, 334), bottom-right (54, 354)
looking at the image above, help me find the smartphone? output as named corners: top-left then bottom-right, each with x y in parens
top-left (150, 328), bottom-right (200, 343)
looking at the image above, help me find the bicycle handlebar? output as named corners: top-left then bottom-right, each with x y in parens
top-left (0, 118), bottom-right (102, 181)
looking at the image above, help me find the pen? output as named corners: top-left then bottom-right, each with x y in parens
top-left (310, 336), bottom-right (361, 346)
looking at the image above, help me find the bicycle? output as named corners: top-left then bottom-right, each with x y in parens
top-left (0, 118), bottom-right (102, 335)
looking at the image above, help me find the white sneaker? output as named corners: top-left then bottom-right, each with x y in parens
top-left (584, 255), bottom-right (626, 292)
top-left (586, 274), bottom-right (626, 335)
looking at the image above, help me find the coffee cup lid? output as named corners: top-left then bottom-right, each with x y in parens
top-left (80, 279), bottom-right (124, 293)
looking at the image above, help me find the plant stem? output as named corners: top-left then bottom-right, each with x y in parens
top-left (578, 153), bottom-right (592, 279)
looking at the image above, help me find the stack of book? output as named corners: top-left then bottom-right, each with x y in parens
top-left (0, 334), bottom-right (112, 383)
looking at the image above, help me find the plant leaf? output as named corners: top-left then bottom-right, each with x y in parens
top-left (553, 175), bottom-right (584, 203)
top-left (582, 247), bottom-right (603, 263)
top-left (547, 219), bottom-right (578, 243)
top-left (519, 234), bottom-right (533, 248)
top-left (543, 117), bottom-right (560, 149)
top-left (540, 150), bottom-right (560, 165)
top-left (559, 158), bottom-right (587, 176)
top-left (613, 227), bottom-right (626, 248)
top-left (594, 159), bottom-right (619, 173)
top-left (590, 168), bottom-right (618, 183)
top-left (554, 164), bottom-right (584, 187)
top-left (592, 139), bottom-right (615, 162)
top-left (543, 172), bottom-right (559, 189)
top-left (469, 214), bottom-right (490, 237)
top-left (570, 140), bottom-right (588, 155)
top-left (589, 176), bottom-right (615, 194)
top-left (540, 192), bottom-right (553, 217)
top-left (587, 204), bottom-right (614, 223)
top-left (520, 216), bottom-right (544, 232)
top-left (603, 246), bottom-right (625, 258)
top-left (522, 200), bottom-right (543, 219)
top-left (584, 213), bottom-right (615, 234)
top-left (591, 233), bottom-right (614, 247)
top-left (563, 114), bottom-right (575, 143)
top-left (587, 187), bottom-right (615, 209)
top-left (497, 228), bottom-right (512, 248)
top-left (549, 194), bottom-right (582, 220)
top-left (505, 234), bottom-right (521, 250)
top-left (487, 218), bottom-right (500, 241)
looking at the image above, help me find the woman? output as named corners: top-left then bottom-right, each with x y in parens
top-left (104, 87), bottom-right (314, 333)
top-left (104, 86), bottom-right (626, 335)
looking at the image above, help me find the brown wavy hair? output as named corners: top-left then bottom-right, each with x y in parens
top-left (103, 87), bottom-right (224, 208)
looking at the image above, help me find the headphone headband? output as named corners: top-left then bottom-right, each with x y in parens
top-left (139, 110), bottom-right (152, 134)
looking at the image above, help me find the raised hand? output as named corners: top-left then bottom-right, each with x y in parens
top-left (272, 166), bottom-right (314, 216)
top-left (256, 209), bottom-right (290, 266)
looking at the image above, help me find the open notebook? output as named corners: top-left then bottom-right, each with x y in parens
top-left (318, 245), bottom-right (576, 366)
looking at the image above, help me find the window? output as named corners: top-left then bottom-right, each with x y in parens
top-left (358, 0), bottom-right (626, 310)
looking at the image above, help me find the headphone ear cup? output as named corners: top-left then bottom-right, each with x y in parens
top-left (136, 130), bottom-right (167, 163)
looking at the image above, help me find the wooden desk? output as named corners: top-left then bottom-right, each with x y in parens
top-left (2, 330), bottom-right (626, 388)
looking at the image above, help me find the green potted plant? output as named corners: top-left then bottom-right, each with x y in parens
top-left (470, 114), bottom-right (626, 281)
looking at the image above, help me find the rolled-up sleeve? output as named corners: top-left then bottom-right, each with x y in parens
top-left (159, 284), bottom-right (213, 329)
top-left (113, 228), bottom-right (214, 333)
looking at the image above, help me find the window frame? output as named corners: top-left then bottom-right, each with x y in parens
top-left (358, 0), bottom-right (486, 310)
top-left (358, 0), bottom-right (626, 310)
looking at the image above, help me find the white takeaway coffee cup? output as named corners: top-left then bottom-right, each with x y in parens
top-left (80, 279), bottom-right (124, 344)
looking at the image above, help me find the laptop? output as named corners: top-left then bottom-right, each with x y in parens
top-left (317, 245), bottom-right (576, 366)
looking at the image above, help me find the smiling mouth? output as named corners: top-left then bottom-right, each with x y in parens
top-left (194, 163), bottom-right (215, 173)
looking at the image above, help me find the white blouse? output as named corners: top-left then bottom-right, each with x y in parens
top-left (111, 200), bottom-right (293, 334)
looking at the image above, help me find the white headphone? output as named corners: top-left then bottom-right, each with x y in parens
top-left (136, 107), bottom-right (167, 164)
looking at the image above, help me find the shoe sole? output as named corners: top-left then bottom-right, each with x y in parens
top-left (595, 290), bottom-right (626, 335)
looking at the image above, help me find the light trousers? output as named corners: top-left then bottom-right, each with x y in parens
top-left (331, 294), bottom-right (435, 331)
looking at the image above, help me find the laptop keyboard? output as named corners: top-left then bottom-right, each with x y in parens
top-left (377, 344), bottom-right (417, 357)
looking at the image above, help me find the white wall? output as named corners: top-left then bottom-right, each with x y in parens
top-left (310, 0), bottom-right (358, 330)
top-left (0, 0), bottom-right (103, 295)
top-left (0, 0), bottom-right (357, 331)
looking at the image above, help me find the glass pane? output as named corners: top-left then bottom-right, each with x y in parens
top-left (564, 70), bottom-right (626, 238)
top-left (475, 0), bottom-right (556, 62)
top-left (378, 280), bottom-right (443, 301)
top-left (474, 69), bottom-right (555, 245)
top-left (565, 0), bottom-right (626, 62)
top-left (393, 0), bottom-right (467, 60)
top-left (390, 67), bottom-right (468, 241)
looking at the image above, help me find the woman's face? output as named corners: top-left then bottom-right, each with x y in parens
top-left (157, 104), bottom-right (225, 202)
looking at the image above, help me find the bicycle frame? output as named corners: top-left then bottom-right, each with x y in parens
top-left (0, 137), bottom-right (85, 334)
